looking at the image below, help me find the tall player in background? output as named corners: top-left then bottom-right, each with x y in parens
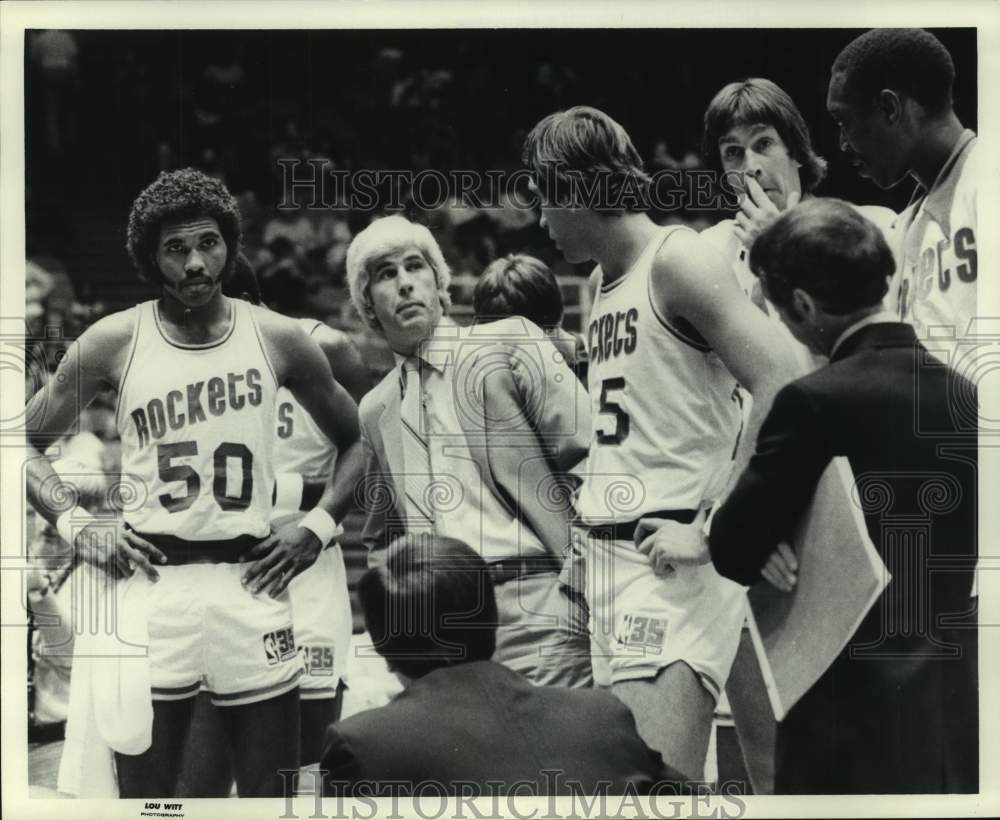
top-left (24, 169), bottom-right (364, 798)
top-left (699, 77), bottom-right (896, 371)
top-left (828, 27), bottom-right (981, 611)
top-left (523, 107), bottom-right (799, 778)
top-left (827, 28), bottom-right (978, 358)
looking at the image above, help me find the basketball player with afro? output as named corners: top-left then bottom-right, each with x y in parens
top-left (24, 168), bottom-right (364, 798)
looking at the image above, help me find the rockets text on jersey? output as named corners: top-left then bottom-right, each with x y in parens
top-left (116, 299), bottom-right (279, 541)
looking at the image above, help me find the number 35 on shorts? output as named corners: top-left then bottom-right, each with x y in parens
top-left (615, 614), bottom-right (668, 654)
top-left (299, 644), bottom-right (335, 676)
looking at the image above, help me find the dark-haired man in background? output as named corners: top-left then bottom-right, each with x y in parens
top-left (708, 198), bottom-right (978, 793)
top-left (700, 76), bottom-right (896, 372)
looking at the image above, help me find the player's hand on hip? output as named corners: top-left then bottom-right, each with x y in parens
top-left (240, 525), bottom-right (322, 598)
top-left (75, 521), bottom-right (166, 582)
top-left (760, 541), bottom-right (798, 592)
top-left (634, 511), bottom-right (711, 577)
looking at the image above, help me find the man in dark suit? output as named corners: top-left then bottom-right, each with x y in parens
top-left (344, 215), bottom-right (592, 687)
top-left (321, 534), bottom-right (684, 796)
top-left (704, 198), bottom-right (978, 793)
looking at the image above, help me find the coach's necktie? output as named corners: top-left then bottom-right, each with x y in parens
top-left (399, 356), bottom-right (436, 532)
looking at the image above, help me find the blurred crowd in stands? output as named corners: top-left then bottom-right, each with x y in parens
top-left (24, 30), bottom-right (724, 358)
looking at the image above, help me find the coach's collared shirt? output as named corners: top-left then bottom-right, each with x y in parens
top-left (829, 310), bottom-right (898, 359)
top-left (392, 318), bottom-right (548, 562)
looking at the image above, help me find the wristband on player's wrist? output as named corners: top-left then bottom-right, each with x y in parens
top-left (300, 507), bottom-right (343, 547)
top-left (55, 505), bottom-right (101, 549)
top-left (273, 473), bottom-right (305, 513)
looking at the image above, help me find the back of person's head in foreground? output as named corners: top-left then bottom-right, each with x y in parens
top-left (360, 534), bottom-right (498, 681)
top-left (345, 214), bottom-right (452, 333)
top-left (522, 105), bottom-right (650, 212)
top-left (126, 167), bottom-right (242, 286)
top-left (749, 199), bottom-right (892, 351)
top-left (473, 254), bottom-right (564, 330)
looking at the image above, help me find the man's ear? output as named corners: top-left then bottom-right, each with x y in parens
top-left (877, 89), bottom-right (902, 126)
top-left (790, 287), bottom-right (816, 323)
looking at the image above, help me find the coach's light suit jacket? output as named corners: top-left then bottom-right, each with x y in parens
top-left (710, 321), bottom-right (978, 794)
top-left (358, 316), bottom-right (591, 564)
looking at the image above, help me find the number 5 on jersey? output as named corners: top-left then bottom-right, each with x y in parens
top-left (597, 377), bottom-right (630, 445)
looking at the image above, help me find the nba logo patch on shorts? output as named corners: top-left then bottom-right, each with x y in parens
top-left (262, 625), bottom-right (297, 666)
top-left (615, 614), bottom-right (668, 655)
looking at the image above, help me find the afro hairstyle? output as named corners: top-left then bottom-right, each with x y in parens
top-left (126, 168), bottom-right (242, 286)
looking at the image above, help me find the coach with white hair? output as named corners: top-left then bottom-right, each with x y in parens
top-left (346, 215), bottom-right (592, 687)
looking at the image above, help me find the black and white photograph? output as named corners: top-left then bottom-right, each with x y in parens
top-left (2, 2), bottom-right (997, 818)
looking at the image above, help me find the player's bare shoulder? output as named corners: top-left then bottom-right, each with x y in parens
top-left (248, 304), bottom-right (316, 382)
top-left (73, 303), bottom-right (142, 387)
top-left (310, 322), bottom-right (355, 361)
top-left (651, 226), bottom-right (733, 311)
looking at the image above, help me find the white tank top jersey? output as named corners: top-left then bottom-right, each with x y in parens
top-left (274, 319), bottom-right (338, 480)
top-left (889, 133), bottom-right (978, 352)
top-left (576, 226), bottom-right (743, 524)
top-left (116, 299), bottom-right (279, 540)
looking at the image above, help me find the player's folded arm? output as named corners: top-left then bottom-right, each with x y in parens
top-left (709, 382), bottom-right (832, 586)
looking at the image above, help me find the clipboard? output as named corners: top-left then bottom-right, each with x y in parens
top-left (744, 456), bottom-right (890, 722)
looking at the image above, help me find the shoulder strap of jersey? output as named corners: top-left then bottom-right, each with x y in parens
top-left (298, 317), bottom-right (324, 337)
top-left (114, 303), bottom-right (147, 429)
top-left (244, 301), bottom-right (279, 390)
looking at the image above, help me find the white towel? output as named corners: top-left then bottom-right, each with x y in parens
top-left (58, 567), bottom-right (153, 797)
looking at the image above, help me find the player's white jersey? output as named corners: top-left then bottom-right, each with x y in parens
top-left (576, 226), bottom-right (742, 523)
top-left (116, 299), bottom-right (278, 540)
top-left (889, 131), bottom-right (978, 359)
top-left (273, 319), bottom-right (338, 483)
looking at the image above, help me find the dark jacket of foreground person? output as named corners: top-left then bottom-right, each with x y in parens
top-left (322, 659), bottom-right (684, 796)
top-left (710, 200), bottom-right (978, 795)
top-left (321, 534), bottom-right (683, 796)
